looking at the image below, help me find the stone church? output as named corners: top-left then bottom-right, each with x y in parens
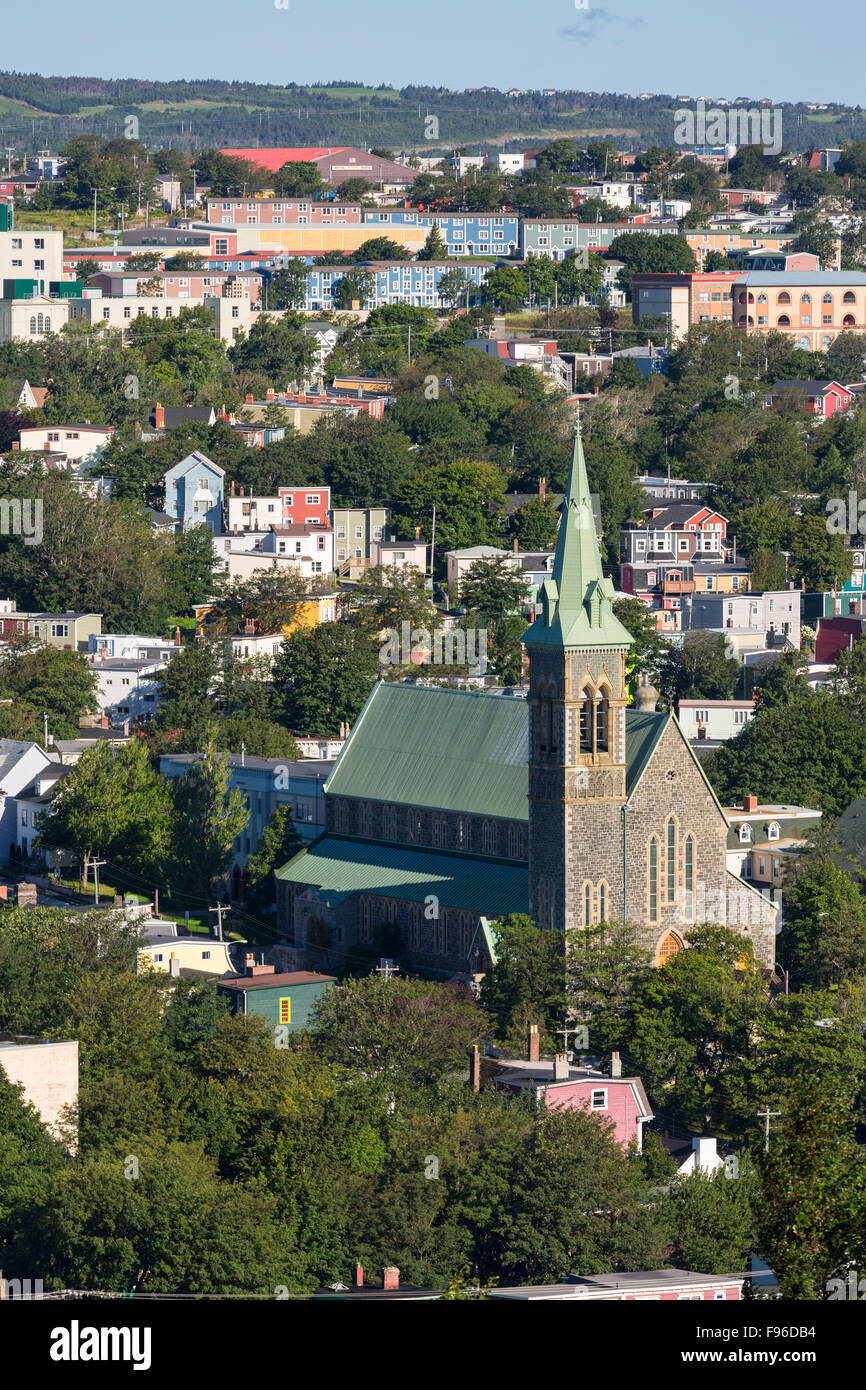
top-left (276, 430), bottom-right (776, 974)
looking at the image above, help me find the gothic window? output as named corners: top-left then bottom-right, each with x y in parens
top-left (739, 822), bottom-right (752, 844)
top-left (584, 881), bottom-right (592, 927)
top-left (432, 814), bottom-right (444, 848)
top-left (767, 821), bottom-right (780, 841)
top-left (29, 317), bottom-right (36, 334)
top-left (460, 913), bottom-right (472, 957)
top-left (408, 903), bottom-right (421, 950)
top-left (598, 880), bottom-right (608, 923)
top-left (359, 896), bottom-right (372, 943)
top-left (667, 816), bottom-right (678, 901)
top-left (686, 834), bottom-right (695, 922)
top-left (579, 686), bottom-right (592, 753)
top-left (595, 683), bottom-right (611, 753)
top-left (482, 820), bottom-right (496, 855)
top-left (456, 816), bottom-right (465, 849)
top-left (657, 932), bottom-right (682, 965)
top-left (648, 837), bottom-right (659, 923)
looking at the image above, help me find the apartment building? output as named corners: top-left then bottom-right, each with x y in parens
top-left (0, 228), bottom-right (63, 286)
top-left (732, 271), bottom-right (866, 351)
top-left (631, 271), bottom-right (741, 340)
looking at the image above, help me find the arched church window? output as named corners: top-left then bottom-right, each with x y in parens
top-left (584, 881), bottom-right (592, 926)
top-left (579, 686), bottom-right (592, 753)
top-left (685, 835), bottom-right (694, 919)
top-left (598, 880), bottom-right (608, 923)
top-left (667, 816), bottom-right (678, 901)
top-left (595, 688), bottom-right (609, 752)
top-left (648, 838), bottom-right (659, 923)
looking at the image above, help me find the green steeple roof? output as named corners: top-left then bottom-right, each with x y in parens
top-left (523, 425), bottom-right (634, 650)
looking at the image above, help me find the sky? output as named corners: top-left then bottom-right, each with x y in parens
top-left (7, 0), bottom-right (866, 109)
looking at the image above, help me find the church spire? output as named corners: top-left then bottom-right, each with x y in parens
top-left (523, 423), bottom-right (633, 650)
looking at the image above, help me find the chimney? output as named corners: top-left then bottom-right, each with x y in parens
top-left (528, 1023), bottom-right (540, 1062)
top-left (169, 956), bottom-right (180, 977)
top-left (244, 616), bottom-right (255, 634)
top-left (390, 534), bottom-right (396, 543)
top-left (230, 480), bottom-right (236, 496)
top-left (354, 1263), bottom-right (364, 1288)
top-left (266, 388), bottom-right (275, 401)
top-left (174, 626), bottom-right (181, 646)
top-left (538, 476), bottom-right (546, 497)
top-left (244, 952), bottom-right (255, 973)
top-left (692, 1135), bottom-right (718, 1173)
top-left (414, 526), bottom-right (420, 540)
top-left (469, 1044), bottom-right (481, 1092)
top-left (239, 486), bottom-right (244, 497)
top-left (610, 1051), bottom-right (622, 1078)
top-left (743, 794), bottom-right (758, 812)
top-left (154, 402), bottom-right (165, 430)
top-left (233, 523), bottom-right (238, 534)
top-left (382, 1266), bottom-right (400, 1291)
top-left (553, 1053), bottom-right (570, 1081)
top-left (245, 393), bottom-right (254, 404)
top-left (513, 537), bottom-right (519, 553)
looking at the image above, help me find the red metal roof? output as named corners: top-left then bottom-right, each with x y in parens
top-left (219, 147), bottom-right (348, 173)
top-left (218, 970), bottom-right (336, 991)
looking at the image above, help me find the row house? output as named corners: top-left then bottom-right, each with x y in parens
top-left (0, 228), bottom-right (63, 286)
top-left (733, 271), bottom-right (866, 351)
top-left (16, 762), bottom-right (71, 863)
top-left (684, 227), bottom-right (795, 268)
top-left (0, 738), bottom-right (55, 862)
top-left (226, 484), bottom-right (331, 532)
top-left (206, 197), bottom-right (363, 226)
top-left (677, 698), bottom-right (756, 748)
top-left (519, 218), bottom-right (678, 261)
top-left (620, 503), bottom-right (731, 569)
top-left (361, 210), bottom-right (519, 257)
top-left (686, 589), bottom-right (800, 650)
top-left (213, 524), bottom-right (334, 581)
top-left (0, 606), bottom-right (101, 651)
top-left (332, 506), bottom-right (389, 566)
top-left (164, 451), bottom-right (225, 533)
top-left (89, 269), bottom-right (263, 303)
top-left (623, 561), bottom-right (752, 631)
top-left (67, 293), bottom-right (208, 338)
top-left (88, 657), bottom-right (165, 726)
top-left (301, 260), bottom-right (491, 312)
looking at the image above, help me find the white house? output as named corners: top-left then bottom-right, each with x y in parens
top-left (0, 295), bottom-right (69, 344)
top-left (677, 699), bottom-right (755, 746)
top-left (445, 545), bottom-right (518, 593)
top-left (16, 423), bottom-right (114, 469)
top-left (0, 740), bottom-right (56, 860)
top-left (16, 763), bottom-right (72, 863)
top-left (88, 657), bottom-right (165, 726)
top-left (89, 632), bottom-right (181, 662)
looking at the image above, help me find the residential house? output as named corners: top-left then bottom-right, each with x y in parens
top-left (331, 506), bottom-right (388, 567)
top-left (16, 763), bottom-right (72, 862)
top-left (138, 931), bottom-right (236, 978)
top-left (164, 451), bottom-right (225, 533)
top-left (487, 1270), bottom-right (743, 1301)
top-left (446, 545), bottom-right (519, 594)
top-left (686, 589), bottom-right (800, 652)
top-left (724, 793), bottom-right (821, 888)
top-left (493, 1050), bottom-right (652, 1151)
top-left (301, 260), bottom-right (490, 312)
top-left (765, 378), bottom-right (854, 418)
top-left (88, 657), bottom-right (165, 726)
top-left (0, 607), bottom-right (102, 651)
top-left (464, 336), bottom-right (571, 390)
top-left (0, 738), bottom-right (54, 860)
top-left (677, 699), bottom-right (756, 749)
top-left (89, 632), bottom-right (181, 662)
top-left (0, 1036), bottom-right (78, 1146)
top-left (0, 227), bottom-right (63, 286)
top-left (370, 536), bottom-right (427, 574)
top-left (15, 423), bottom-right (113, 469)
top-left (360, 210), bottom-right (519, 257)
top-left (217, 961), bottom-right (336, 1029)
top-left (14, 378), bottom-right (49, 411)
top-left (636, 473), bottom-right (707, 504)
top-left (302, 321), bottom-right (341, 373)
top-left (152, 404), bottom-right (216, 431)
top-left (519, 219), bottom-right (679, 261)
top-left (226, 483), bottom-right (331, 533)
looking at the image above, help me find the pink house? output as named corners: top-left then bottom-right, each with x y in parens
top-left (766, 378), bottom-right (853, 418)
top-left (488, 1270), bottom-right (743, 1300)
top-left (493, 1051), bottom-right (653, 1152)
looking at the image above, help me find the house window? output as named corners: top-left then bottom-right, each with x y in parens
top-left (590, 1089), bottom-right (607, 1109)
top-left (767, 821), bottom-right (780, 841)
top-left (739, 823), bottom-right (752, 844)
top-left (279, 998), bottom-right (291, 1025)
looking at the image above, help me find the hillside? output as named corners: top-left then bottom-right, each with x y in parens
top-left (0, 73), bottom-right (864, 154)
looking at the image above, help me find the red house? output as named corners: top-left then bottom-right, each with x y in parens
top-left (493, 1050), bottom-right (653, 1152)
top-left (767, 379), bottom-right (853, 418)
top-left (815, 615), bottom-right (866, 664)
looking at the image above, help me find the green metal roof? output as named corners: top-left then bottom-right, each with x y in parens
top-left (324, 681), bottom-right (529, 820)
top-left (323, 682), bottom-right (670, 820)
top-left (275, 836), bottom-right (529, 916)
top-left (522, 426), bottom-right (634, 651)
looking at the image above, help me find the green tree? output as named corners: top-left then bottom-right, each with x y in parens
top-left (227, 312), bottom-right (317, 383)
top-left (272, 160), bottom-right (324, 197)
top-left (169, 737), bottom-right (249, 905)
top-left (511, 494), bottom-right (560, 550)
top-left (272, 623), bottom-right (379, 737)
top-left (332, 268), bottom-right (376, 310)
top-left (480, 914), bottom-right (565, 1048)
top-left (782, 845), bottom-right (866, 988)
top-left (245, 803), bottom-right (303, 913)
top-left (266, 263), bottom-right (310, 310)
top-left (346, 563), bottom-right (438, 641)
top-left (656, 632), bottom-right (741, 708)
top-left (0, 637), bottom-right (98, 740)
top-left (417, 222), bottom-right (449, 261)
top-left (663, 1163), bottom-right (760, 1275)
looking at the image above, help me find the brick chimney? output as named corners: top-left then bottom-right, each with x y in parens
top-left (244, 617), bottom-right (255, 634)
top-left (528, 1023), bottom-right (540, 1062)
top-left (743, 794), bottom-right (758, 812)
top-left (174, 626), bottom-right (181, 646)
top-left (610, 1051), bottom-right (622, 1078)
top-left (382, 1266), bottom-right (399, 1290)
top-left (354, 1263), bottom-right (364, 1288)
top-left (266, 388), bottom-right (275, 401)
top-left (245, 393), bottom-right (254, 404)
top-left (414, 526), bottom-right (420, 540)
top-left (230, 480), bottom-right (236, 496)
top-left (469, 1044), bottom-right (481, 1092)
top-left (538, 476), bottom-right (546, 497)
top-left (154, 402), bottom-right (165, 430)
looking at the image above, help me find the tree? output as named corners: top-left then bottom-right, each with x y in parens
top-left (789, 210), bottom-right (839, 269)
top-left (436, 268), bottom-right (474, 310)
top-left (566, 921), bottom-right (654, 1050)
top-left (612, 598), bottom-right (667, 696)
top-left (346, 563), bottom-right (438, 641)
top-left (458, 553), bottom-right (529, 622)
top-left (0, 637), bottom-right (98, 740)
top-left (271, 623), bottom-right (379, 737)
top-left (338, 177), bottom-right (372, 204)
top-left (207, 569), bottom-right (310, 636)
top-left (480, 914), bottom-right (566, 1048)
top-left (827, 330), bottom-right (866, 380)
top-left (787, 513), bottom-right (853, 590)
top-left (266, 263), bottom-right (310, 310)
top-left (245, 804), bottom-right (303, 912)
top-left (608, 233), bottom-right (695, 294)
top-left (74, 259), bottom-right (100, 283)
top-left (663, 1164), bottom-right (760, 1275)
top-left (417, 222), bottom-right (448, 261)
top-left (656, 632), bottom-right (741, 708)
top-left (752, 650), bottom-right (812, 710)
top-left (227, 312), bottom-right (317, 383)
top-left (272, 160), bottom-right (324, 198)
top-left (332, 268), bottom-right (376, 310)
top-left (781, 845), bottom-right (866, 989)
top-left (757, 1080), bottom-right (866, 1300)
top-left (35, 740), bottom-right (172, 885)
top-left (153, 639), bottom-right (223, 748)
top-left (168, 737), bottom-right (249, 905)
top-left (482, 264), bottom-right (527, 310)
top-left (511, 494), bottom-right (560, 550)
top-left (310, 974), bottom-right (484, 1088)
top-left (350, 237), bottom-right (410, 263)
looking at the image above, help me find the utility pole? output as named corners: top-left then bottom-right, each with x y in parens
top-left (190, 168), bottom-right (198, 209)
top-left (210, 903), bottom-right (228, 941)
top-left (90, 186), bottom-right (98, 237)
top-left (92, 857), bottom-right (106, 906)
top-left (376, 957), bottom-right (399, 981)
top-left (757, 1106), bottom-right (781, 1154)
top-left (43, 711), bottom-right (48, 749)
top-left (429, 502), bottom-right (436, 577)
top-left (556, 1024), bottom-right (580, 1055)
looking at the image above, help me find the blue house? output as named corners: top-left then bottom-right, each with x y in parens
top-left (164, 451), bottom-right (225, 533)
top-left (302, 260), bottom-right (491, 312)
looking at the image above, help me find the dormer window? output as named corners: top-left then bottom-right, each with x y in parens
top-left (739, 823), bottom-right (752, 844)
top-left (767, 821), bottom-right (780, 841)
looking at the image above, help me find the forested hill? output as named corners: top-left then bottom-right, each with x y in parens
top-left (1, 72), bottom-right (865, 154)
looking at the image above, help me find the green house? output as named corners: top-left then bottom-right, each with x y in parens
top-left (217, 966), bottom-right (335, 1031)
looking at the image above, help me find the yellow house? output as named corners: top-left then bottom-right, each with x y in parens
top-left (138, 935), bottom-right (236, 978)
top-left (281, 591), bottom-right (339, 637)
top-left (230, 225), bottom-right (426, 257)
